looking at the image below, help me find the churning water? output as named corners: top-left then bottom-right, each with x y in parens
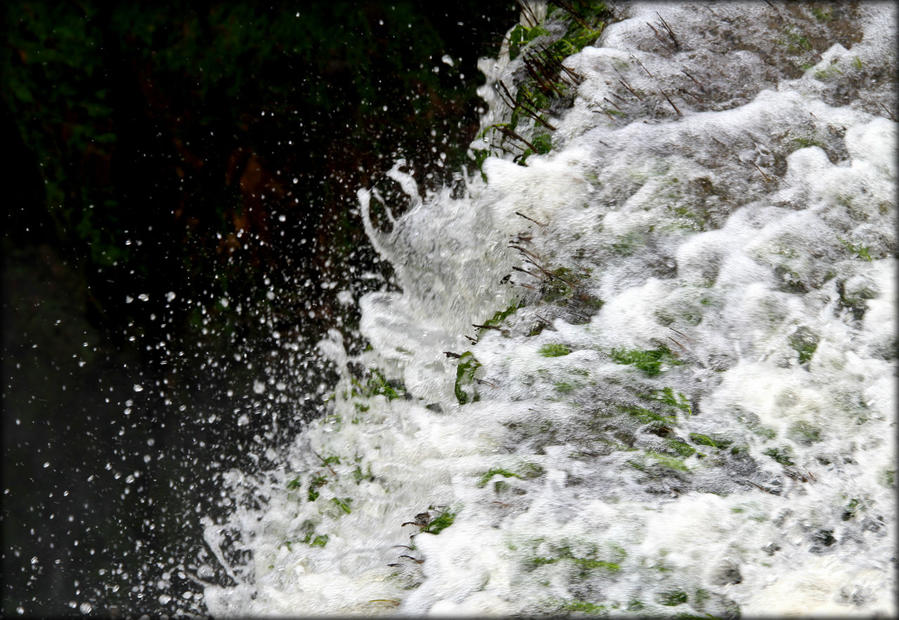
top-left (198, 2), bottom-right (896, 616)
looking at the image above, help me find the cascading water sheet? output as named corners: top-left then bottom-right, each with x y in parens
top-left (201, 2), bottom-right (896, 616)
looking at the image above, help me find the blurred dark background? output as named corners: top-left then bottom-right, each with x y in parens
top-left (1, 1), bottom-right (515, 615)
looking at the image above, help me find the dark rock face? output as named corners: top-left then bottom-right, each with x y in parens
top-left (2, 3), bottom-right (515, 615)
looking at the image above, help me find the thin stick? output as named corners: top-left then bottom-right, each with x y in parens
top-left (472, 323), bottom-right (502, 331)
top-left (515, 211), bottom-right (547, 226)
top-left (656, 12), bottom-right (680, 50)
top-left (512, 265), bottom-right (542, 279)
top-left (660, 89), bottom-right (682, 116)
top-left (631, 54), bottom-right (654, 78)
top-left (310, 450), bottom-right (338, 476)
top-left (751, 162), bottom-right (772, 183)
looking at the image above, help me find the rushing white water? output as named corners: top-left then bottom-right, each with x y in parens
top-left (201, 2), bottom-right (896, 616)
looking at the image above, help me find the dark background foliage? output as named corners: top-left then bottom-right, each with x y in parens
top-left (1, 1), bottom-right (514, 615)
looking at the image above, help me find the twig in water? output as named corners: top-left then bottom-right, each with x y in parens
top-left (631, 54), bottom-right (654, 78)
top-left (603, 96), bottom-right (623, 111)
top-left (669, 326), bottom-right (692, 342)
top-left (678, 88), bottom-right (703, 103)
top-left (443, 351), bottom-right (461, 359)
top-left (656, 12), bottom-right (680, 50)
top-left (751, 162), bottom-right (772, 183)
top-left (472, 323), bottom-right (502, 331)
top-left (618, 77), bottom-right (644, 100)
top-left (667, 336), bottom-right (687, 353)
top-left (681, 68), bottom-right (704, 89)
top-left (660, 89), bottom-right (682, 116)
top-left (555, 0), bottom-right (593, 30)
top-left (515, 0), bottom-right (540, 28)
top-left (512, 265), bottom-right (542, 279)
top-left (493, 125), bottom-right (539, 152)
top-left (310, 450), bottom-right (338, 476)
top-left (647, 22), bottom-right (671, 49)
top-left (515, 211), bottom-right (547, 226)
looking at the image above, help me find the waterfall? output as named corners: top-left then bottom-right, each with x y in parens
top-left (198, 3), bottom-right (896, 616)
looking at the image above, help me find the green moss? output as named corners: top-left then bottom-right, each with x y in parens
top-left (688, 433), bottom-right (732, 449)
top-left (787, 420), bottom-right (822, 445)
top-left (665, 438), bottom-right (696, 458)
top-left (554, 381), bottom-right (576, 394)
top-left (763, 446), bottom-right (795, 467)
top-left (540, 343), bottom-right (572, 357)
top-left (646, 451), bottom-right (689, 472)
top-left (454, 351), bottom-right (482, 405)
top-left (648, 387), bottom-right (692, 415)
top-left (286, 477), bottom-right (302, 490)
top-left (521, 462), bottom-right (546, 479)
top-left (481, 302), bottom-right (521, 330)
top-left (561, 599), bottom-right (608, 614)
top-left (657, 589), bottom-right (688, 606)
top-left (477, 468), bottom-right (523, 488)
top-left (788, 326), bottom-right (819, 365)
top-left (610, 346), bottom-right (682, 376)
top-left (618, 405), bottom-right (676, 425)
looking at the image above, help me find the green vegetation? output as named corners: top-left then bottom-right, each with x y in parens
top-left (351, 368), bottom-right (404, 401)
top-left (560, 599), bottom-right (608, 614)
top-left (665, 438), bottom-right (696, 458)
top-left (839, 238), bottom-right (873, 261)
top-left (610, 346), bottom-right (683, 376)
top-left (307, 474), bottom-right (328, 502)
top-left (422, 509), bottom-right (456, 535)
top-left (480, 302), bottom-right (522, 333)
top-left (454, 352), bottom-right (482, 405)
top-left (646, 451), bottom-right (690, 472)
top-left (657, 589), bottom-right (689, 606)
top-left (331, 497), bottom-right (352, 515)
top-left (529, 545), bottom-right (621, 574)
top-left (647, 387), bottom-right (692, 415)
top-left (508, 23), bottom-right (551, 61)
top-left (540, 343), bottom-right (572, 357)
top-left (618, 405), bottom-right (676, 425)
top-left (475, 0), bottom-right (616, 166)
top-left (477, 468), bottom-right (524, 488)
